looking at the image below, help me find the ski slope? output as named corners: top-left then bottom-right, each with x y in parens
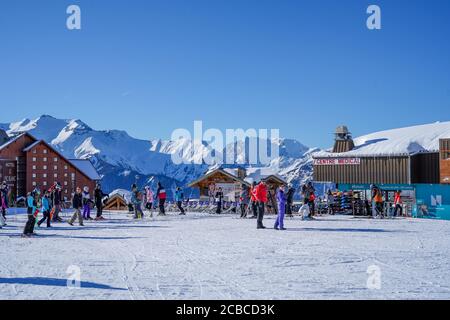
top-left (1, 210), bottom-right (450, 300)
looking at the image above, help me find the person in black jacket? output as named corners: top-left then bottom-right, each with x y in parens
top-left (94, 184), bottom-right (108, 221)
top-left (68, 187), bottom-right (84, 226)
top-left (286, 186), bottom-right (295, 217)
top-left (215, 187), bottom-right (224, 214)
top-left (51, 183), bottom-right (64, 222)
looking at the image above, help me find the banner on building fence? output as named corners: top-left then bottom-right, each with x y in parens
top-left (314, 158), bottom-right (361, 166)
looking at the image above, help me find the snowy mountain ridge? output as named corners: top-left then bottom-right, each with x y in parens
top-left (0, 115), bottom-right (316, 193)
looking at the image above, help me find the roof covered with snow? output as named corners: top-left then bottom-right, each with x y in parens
top-left (314, 121), bottom-right (450, 158)
top-left (69, 159), bottom-right (102, 180)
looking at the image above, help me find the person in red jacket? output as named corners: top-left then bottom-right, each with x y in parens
top-left (255, 181), bottom-right (268, 229)
top-left (393, 190), bottom-right (403, 217)
top-left (156, 182), bottom-right (167, 216)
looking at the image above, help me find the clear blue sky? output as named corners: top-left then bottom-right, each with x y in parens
top-left (1, 0), bottom-right (449, 148)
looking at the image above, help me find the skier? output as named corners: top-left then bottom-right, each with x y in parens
top-left (250, 181), bottom-right (258, 219)
top-left (239, 184), bottom-right (250, 218)
top-left (23, 190), bottom-right (39, 237)
top-left (174, 187), bottom-right (185, 215)
top-left (156, 182), bottom-right (167, 216)
top-left (326, 190), bottom-right (335, 215)
top-left (286, 185), bottom-right (295, 218)
top-left (0, 187), bottom-right (6, 228)
top-left (393, 190), bottom-right (403, 217)
top-left (94, 184), bottom-right (108, 221)
top-left (37, 191), bottom-right (52, 228)
top-left (131, 184), bottom-right (144, 219)
top-left (82, 186), bottom-right (92, 220)
top-left (255, 181), bottom-right (268, 229)
top-left (0, 181), bottom-right (8, 220)
top-left (68, 187), bottom-right (84, 226)
top-left (274, 186), bottom-right (287, 230)
top-left (215, 187), bottom-right (224, 214)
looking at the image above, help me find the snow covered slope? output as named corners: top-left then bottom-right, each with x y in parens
top-left (316, 121), bottom-right (450, 157)
top-left (2, 212), bottom-right (450, 299)
top-left (0, 115), bottom-right (316, 192)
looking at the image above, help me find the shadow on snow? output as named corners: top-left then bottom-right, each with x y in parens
top-left (0, 277), bottom-right (127, 290)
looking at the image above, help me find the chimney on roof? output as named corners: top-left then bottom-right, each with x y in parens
top-left (0, 129), bottom-right (9, 146)
top-left (332, 125), bottom-right (355, 153)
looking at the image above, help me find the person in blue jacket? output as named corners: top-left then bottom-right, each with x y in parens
top-left (174, 187), bottom-right (185, 215)
top-left (23, 191), bottom-right (38, 237)
top-left (37, 191), bottom-right (52, 228)
top-left (274, 186), bottom-right (287, 230)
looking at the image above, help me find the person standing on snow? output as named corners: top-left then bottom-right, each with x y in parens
top-left (50, 183), bottom-right (63, 222)
top-left (82, 186), bottom-right (92, 220)
top-left (94, 184), bottom-right (108, 221)
top-left (215, 187), bottom-right (224, 214)
top-left (286, 186), bottom-right (295, 218)
top-left (144, 186), bottom-right (154, 211)
top-left (274, 186), bottom-right (287, 230)
top-left (326, 190), bottom-right (335, 215)
top-left (393, 190), bottom-right (403, 217)
top-left (371, 185), bottom-right (384, 218)
top-left (1, 181), bottom-right (9, 220)
top-left (131, 184), bottom-right (144, 219)
top-left (250, 181), bottom-right (258, 219)
top-left (156, 182), bottom-right (167, 216)
top-left (255, 181), bottom-right (268, 229)
top-left (68, 187), bottom-right (84, 226)
top-left (239, 184), bottom-right (250, 218)
top-left (174, 187), bottom-right (185, 215)
top-left (37, 191), bottom-right (52, 228)
top-left (23, 191), bottom-right (37, 237)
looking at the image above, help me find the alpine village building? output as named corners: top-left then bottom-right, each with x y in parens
top-left (0, 129), bottom-right (101, 201)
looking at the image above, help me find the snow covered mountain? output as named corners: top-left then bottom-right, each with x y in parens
top-left (0, 115), bottom-right (317, 194)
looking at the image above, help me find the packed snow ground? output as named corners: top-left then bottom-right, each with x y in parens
top-left (1, 210), bottom-right (450, 300)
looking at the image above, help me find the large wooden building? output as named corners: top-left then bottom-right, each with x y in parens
top-left (313, 126), bottom-right (445, 186)
top-left (0, 130), bottom-right (101, 200)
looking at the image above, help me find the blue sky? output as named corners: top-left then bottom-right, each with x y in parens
top-left (1, 0), bottom-right (449, 148)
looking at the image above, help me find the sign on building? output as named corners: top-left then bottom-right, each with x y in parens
top-left (314, 158), bottom-right (361, 166)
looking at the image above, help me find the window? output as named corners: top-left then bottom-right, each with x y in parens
top-left (32, 165), bottom-right (36, 170)
top-left (71, 173), bottom-right (75, 180)
top-left (43, 173), bottom-right (47, 178)
top-left (54, 173), bottom-right (58, 178)
top-left (32, 149), bottom-right (37, 154)
top-left (32, 173), bottom-right (36, 178)
top-left (43, 157), bottom-right (47, 162)
top-left (54, 157), bottom-right (58, 162)
top-left (64, 181), bottom-right (68, 186)
top-left (43, 181), bottom-right (47, 186)
top-left (43, 165), bottom-right (47, 170)
top-left (54, 165), bottom-right (58, 170)
top-left (32, 157), bottom-right (36, 162)
top-left (43, 149), bottom-right (48, 154)
top-left (65, 190), bottom-right (68, 194)
top-left (64, 173), bottom-right (68, 177)
top-left (64, 165), bottom-right (68, 170)
top-left (32, 181), bottom-right (36, 186)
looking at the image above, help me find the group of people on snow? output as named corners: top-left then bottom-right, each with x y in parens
top-left (236, 181), bottom-right (314, 230)
top-left (2, 176), bottom-right (404, 237)
top-left (21, 182), bottom-right (109, 237)
top-left (129, 182), bottom-right (185, 219)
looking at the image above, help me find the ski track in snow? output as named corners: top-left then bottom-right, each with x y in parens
top-left (1, 210), bottom-right (450, 300)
